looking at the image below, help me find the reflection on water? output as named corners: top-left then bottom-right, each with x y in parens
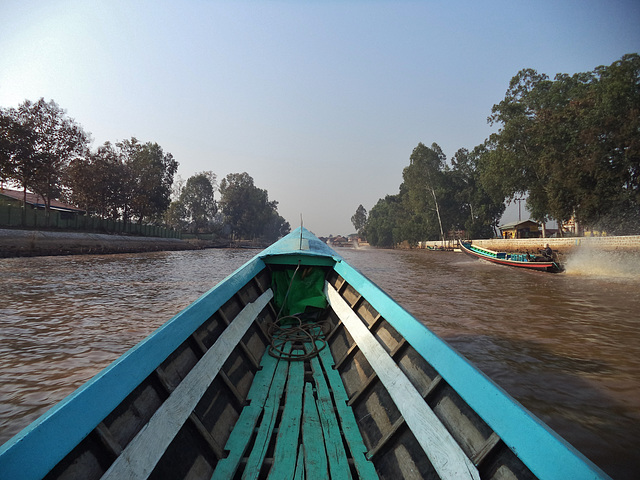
top-left (1, 246), bottom-right (638, 478)
top-left (340, 247), bottom-right (640, 480)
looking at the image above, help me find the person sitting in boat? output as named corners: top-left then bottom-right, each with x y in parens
top-left (541, 244), bottom-right (553, 259)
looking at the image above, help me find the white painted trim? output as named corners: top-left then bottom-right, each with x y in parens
top-left (103, 289), bottom-right (273, 480)
top-left (326, 283), bottom-right (480, 480)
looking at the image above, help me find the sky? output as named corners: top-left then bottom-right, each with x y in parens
top-left (1, 1), bottom-right (639, 236)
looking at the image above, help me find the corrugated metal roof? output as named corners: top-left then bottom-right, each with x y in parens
top-left (499, 220), bottom-right (540, 230)
top-left (0, 188), bottom-right (84, 213)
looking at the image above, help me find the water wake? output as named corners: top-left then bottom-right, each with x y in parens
top-left (563, 247), bottom-right (640, 280)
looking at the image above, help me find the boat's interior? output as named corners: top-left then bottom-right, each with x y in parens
top-left (43, 262), bottom-right (537, 480)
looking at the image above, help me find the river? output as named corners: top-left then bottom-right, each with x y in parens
top-left (0, 246), bottom-right (638, 479)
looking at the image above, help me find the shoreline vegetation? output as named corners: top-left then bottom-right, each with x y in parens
top-left (2, 228), bottom-right (638, 259)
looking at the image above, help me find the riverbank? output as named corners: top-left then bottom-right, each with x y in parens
top-left (0, 229), bottom-right (197, 257)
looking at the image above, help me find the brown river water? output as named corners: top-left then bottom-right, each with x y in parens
top-left (0, 246), bottom-right (639, 479)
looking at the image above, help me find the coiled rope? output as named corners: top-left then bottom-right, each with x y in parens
top-left (268, 262), bottom-right (329, 361)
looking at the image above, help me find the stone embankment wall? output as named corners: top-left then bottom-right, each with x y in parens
top-left (0, 229), bottom-right (197, 258)
top-left (472, 235), bottom-right (640, 254)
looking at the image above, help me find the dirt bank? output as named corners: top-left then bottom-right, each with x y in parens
top-left (0, 229), bottom-right (197, 258)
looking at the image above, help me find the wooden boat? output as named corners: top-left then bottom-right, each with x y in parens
top-left (460, 241), bottom-right (564, 273)
top-left (0, 227), bottom-right (605, 479)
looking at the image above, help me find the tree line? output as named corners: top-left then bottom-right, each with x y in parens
top-left (0, 98), bottom-right (289, 241)
top-left (356, 54), bottom-right (639, 247)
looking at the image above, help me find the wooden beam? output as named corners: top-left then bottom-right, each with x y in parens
top-left (187, 413), bottom-right (225, 460)
top-left (471, 432), bottom-right (501, 467)
top-left (317, 345), bottom-right (378, 479)
top-left (242, 355), bottom-right (290, 478)
top-left (310, 354), bottom-right (352, 479)
top-left (211, 346), bottom-right (283, 480)
top-left (102, 289), bottom-right (273, 480)
top-left (366, 374), bottom-right (444, 461)
top-left (302, 383), bottom-right (329, 479)
top-left (94, 422), bottom-right (123, 459)
top-left (218, 310), bottom-right (261, 371)
top-left (347, 338), bottom-right (407, 408)
top-left (267, 353), bottom-right (304, 479)
top-left (326, 284), bottom-right (480, 480)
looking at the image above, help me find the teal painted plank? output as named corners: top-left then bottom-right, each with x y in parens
top-left (318, 345), bottom-right (379, 479)
top-left (294, 446), bottom-right (305, 480)
top-left (267, 353), bottom-right (305, 479)
top-left (211, 349), bottom-right (282, 480)
top-left (309, 353), bottom-right (352, 480)
top-left (242, 351), bottom-right (291, 479)
top-left (302, 383), bottom-right (329, 478)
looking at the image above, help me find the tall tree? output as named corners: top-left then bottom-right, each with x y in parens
top-left (119, 138), bottom-right (178, 224)
top-left (403, 142), bottom-right (447, 243)
top-left (1, 99), bottom-right (89, 223)
top-left (484, 54), bottom-right (640, 234)
top-left (351, 204), bottom-right (367, 235)
top-left (180, 171), bottom-right (217, 232)
top-left (451, 146), bottom-right (505, 238)
top-left (66, 142), bottom-right (129, 219)
top-left (17, 99), bottom-right (89, 222)
top-left (218, 172), bottom-right (289, 240)
top-left (364, 194), bottom-right (407, 247)
top-left (0, 107), bottom-right (38, 199)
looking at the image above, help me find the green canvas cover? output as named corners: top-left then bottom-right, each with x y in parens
top-left (272, 267), bottom-right (327, 317)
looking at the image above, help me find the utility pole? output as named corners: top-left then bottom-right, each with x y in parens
top-left (514, 197), bottom-right (524, 221)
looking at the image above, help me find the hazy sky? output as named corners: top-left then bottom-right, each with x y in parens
top-left (1, 1), bottom-right (639, 236)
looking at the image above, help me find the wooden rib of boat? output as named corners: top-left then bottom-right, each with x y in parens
top-left (0, 228), bottom-right (605, 479)
top-left (460, 241), bottom-right (564, 273)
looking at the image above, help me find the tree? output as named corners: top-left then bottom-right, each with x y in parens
top-left (218, 172), bottom-right (290, 240)
top-left (163, 199), bottom-right (188, 232)
top-left (364, 194), bottom-right (407, 247)
top-left (0, 107), bottom-right (38, 199)
top-left (66, 142), bottom-right (129, 219)
top-left (119, 138), bottom-right (178, 224)
top-left (403, 143), bottom-right (447, 243)
top-left (16, 99), bottom-right (89, 222)
top-left (1, 99), bottom-right (89, 223)
top-left (484, 54), bottom-right (640, 234)
top-left (180, 171), bottom-right (217, 232)
top-left (451, 146), bottom-right (505, 238)
top-left (351, 204), bottom-right (367, 235)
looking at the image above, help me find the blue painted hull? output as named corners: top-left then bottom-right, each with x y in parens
top-left (0, 228), bottom-right (605, 479)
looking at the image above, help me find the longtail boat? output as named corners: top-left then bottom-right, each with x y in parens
top-left (0, 228), bottom-right (604, 479)
top-left (460, 241), bottom-right (564, 273)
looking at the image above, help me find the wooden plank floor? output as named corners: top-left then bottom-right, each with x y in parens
top-left (214, 341), bottom-right (379, 479)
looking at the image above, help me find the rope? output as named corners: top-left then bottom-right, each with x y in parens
top-left (267, 315), bottom-right (329, 361)
top-left (268, 262), bottom-right (330, 361)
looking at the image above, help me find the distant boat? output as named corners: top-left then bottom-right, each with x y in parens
top-left (460, 241), bottom-right (564, 273)
top-left (0, 228), bottom-right (603, 479)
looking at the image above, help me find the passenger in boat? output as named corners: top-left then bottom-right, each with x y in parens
top-left (541, 244), bottom-right (553, 259)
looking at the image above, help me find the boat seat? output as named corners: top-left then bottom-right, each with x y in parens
top-left (211, 341), bottom-right (378, 479)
